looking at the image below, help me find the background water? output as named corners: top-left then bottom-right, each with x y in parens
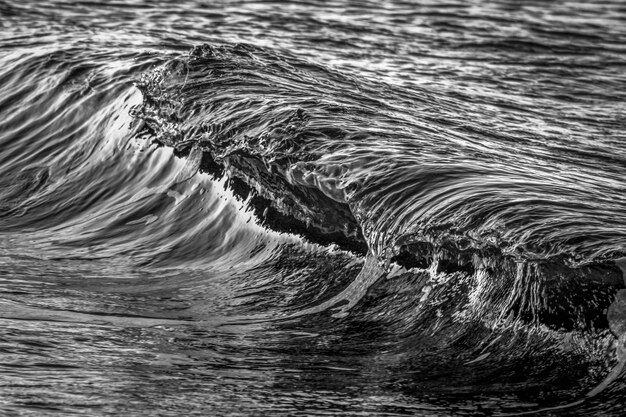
top-left (1, 1), bottom-right (626, 415)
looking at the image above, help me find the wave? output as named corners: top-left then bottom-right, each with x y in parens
top-left (133, 42), bottom-right (625, 324)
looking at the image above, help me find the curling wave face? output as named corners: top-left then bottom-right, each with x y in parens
top-left (1, 1), bottom-right (626, 415)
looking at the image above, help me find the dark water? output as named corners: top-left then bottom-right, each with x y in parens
top-left (1, 1), bottom-right (626, 415)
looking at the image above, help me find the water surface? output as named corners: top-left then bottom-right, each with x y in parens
top-left (1, 1), bottom-right (626, 415)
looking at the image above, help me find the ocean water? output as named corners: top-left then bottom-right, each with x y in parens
top-left (1, 1), bottom-right (626, 415)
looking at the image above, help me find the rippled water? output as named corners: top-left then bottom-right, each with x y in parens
top-left (1, 1), bottom-right (626, 415)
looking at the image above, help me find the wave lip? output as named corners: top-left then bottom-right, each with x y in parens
top-left (133, 43), bottom-right (372, 253)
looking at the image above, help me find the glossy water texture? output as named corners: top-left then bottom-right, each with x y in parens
top-left (1, 1), bottom-right (626, 415)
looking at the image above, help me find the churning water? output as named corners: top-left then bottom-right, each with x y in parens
top-left (1, 1), bottom-right (626, 415)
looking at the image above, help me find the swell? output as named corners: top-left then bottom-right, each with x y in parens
top-left (130, 44), bottom-right (626, 354)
